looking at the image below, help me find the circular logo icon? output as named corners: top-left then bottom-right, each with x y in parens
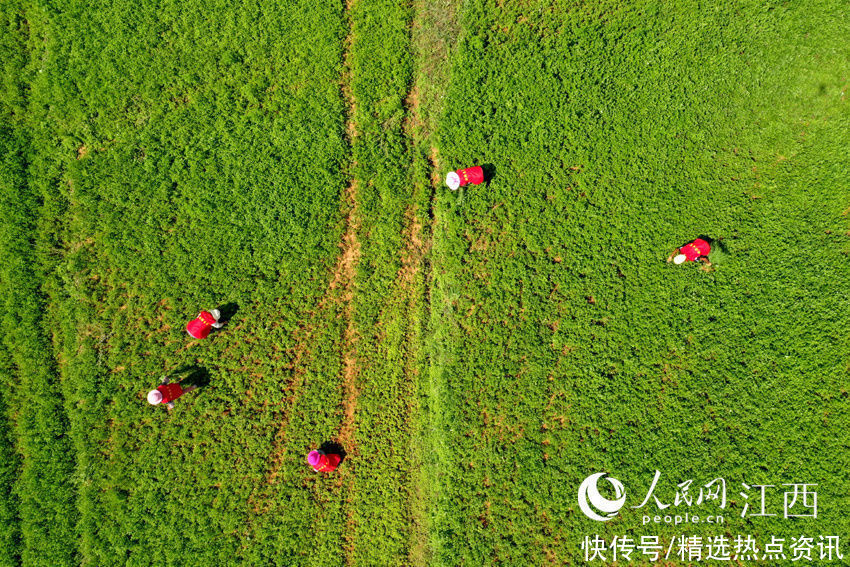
top-left (578, 473), bottom-right (626, 522)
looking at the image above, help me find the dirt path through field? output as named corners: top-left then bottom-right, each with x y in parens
top-left (399, 39), bottom-right (434, 567)
top-left (337, 1), bottom-right (362, 562)
top-left (334, 180), bottom-right (360, 565)
top-left (398, 206), bottom-right (430, 567)
top-left (330, 178), bottom-right (361, 452)
top-left (403, 1), bottom-right (458, 564)
top-left (289, 0), bottom-right (455, 562)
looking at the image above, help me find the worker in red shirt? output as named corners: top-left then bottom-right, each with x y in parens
top-left (307, 449), bottom-right (341, 473)
top-left (186, 309), bottom-right (224, 340)
top-left (671, 238), bottom-right (712, 265)
top-left (147, 376), bottom-right (196, 409)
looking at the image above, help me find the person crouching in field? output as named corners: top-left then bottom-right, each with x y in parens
top-left (669, 237), bottom-right (712, 266)
top-left (307, 449), bottom-right (341, 473)
top-left (186, 309), bottom-right (224, 340)
top-left (147, 375), bottom-right (197, 410)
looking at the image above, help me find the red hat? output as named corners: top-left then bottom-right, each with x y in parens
top-left (307, 450), bottom-right (323, 467)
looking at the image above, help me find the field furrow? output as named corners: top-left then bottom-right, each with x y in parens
top-left (337, 0), bottom-right (430, 564)
top-left (337, 5), bottom-right (363, 560)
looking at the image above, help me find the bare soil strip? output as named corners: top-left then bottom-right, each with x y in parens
top-left (337, 1), bottom-right (362, 563)
top-left (333, 178), bottom-right (361, 453)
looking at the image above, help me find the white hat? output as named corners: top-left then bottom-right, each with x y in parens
top-left (673, 254), bottom-right (687, 265)
top-left (147, 390), bottom-right (163, 405)
top-left (446, 171), bottom-right (461, 191)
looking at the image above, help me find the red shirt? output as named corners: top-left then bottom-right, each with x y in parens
top-left (312, 453), bottom-right (341, 472)
top-left (458, 166), bottom-right (485, 186)
top-left (186, 311), bottom-right (217, 339)
top-left (157, 383), bottom-right (184, 403)
top-left (679, 238), bottom-right (711, 261)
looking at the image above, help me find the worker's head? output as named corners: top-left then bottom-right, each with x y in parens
top-left (673, 254), bottom-right (687, 265)
top-left (445, 171), bottom-right (461, 191)
top-left (147, 390), bottom-right (163, 405)
top-left (307, 450), bottom-right (323, 467)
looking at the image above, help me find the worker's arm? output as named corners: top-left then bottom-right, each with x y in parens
top-left (211, 309), bottom-right (224, 328)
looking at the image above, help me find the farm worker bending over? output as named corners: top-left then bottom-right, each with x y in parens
top-left (186, 309), bottom-right (224, 340)
top-left (307, 450), bottom-right (340, 473)
top-left (147, 375), bottom-right (196, 410)
top-left (672, 238), bottom-right (711, 265)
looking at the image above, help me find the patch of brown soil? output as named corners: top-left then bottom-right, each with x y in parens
top-left (398, 205), bottom-right (427, 287)
top-left (328, 180), bottom-right (362, 306)
top-left (429, 145), bottom-right (442, 187)
top-left (405, 85), bottom-right (424, 132)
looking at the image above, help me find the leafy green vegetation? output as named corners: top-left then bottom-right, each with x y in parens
top-left (1, 3), bottom-right (77, 563)
top-left (429, 0), bottom-right (850, 563)
top-left (3, 0), bottom-right (353, 564)
top-left (0, 125), bottom-right (78, 566)
top-left (0, 0), bottom-right (847, 565)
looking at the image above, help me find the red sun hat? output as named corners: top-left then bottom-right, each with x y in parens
top-left (307, 450), bottom-right (323, 467)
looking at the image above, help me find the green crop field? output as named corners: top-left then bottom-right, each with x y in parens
top-left (1, 0), bottom-right (848, 565)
